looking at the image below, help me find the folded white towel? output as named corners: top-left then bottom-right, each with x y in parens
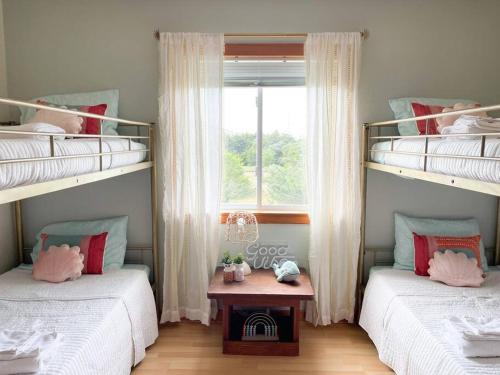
top-left (0, 329), bottom-right (62, 373)
top-left (0, 356), bottom-right (40, 375)
top-left (441, 115), bottom-right (500, 138)
top-left (445, 317), bottom-right (500, 357)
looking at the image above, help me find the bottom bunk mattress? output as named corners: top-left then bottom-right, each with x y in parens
top-left (360, 268), bottom-right (500, 375)
top-left (0, 267), bottom-right (158, 375)
top-left (0, 138), bottom-right (147, 189)
top-left (370, 138), bottom-right (500, 183)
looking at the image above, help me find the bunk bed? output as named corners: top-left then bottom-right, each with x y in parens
top-left (0, 97), bottom-right (159, 374)
top-left (357, 104), bottom-right (500, 375)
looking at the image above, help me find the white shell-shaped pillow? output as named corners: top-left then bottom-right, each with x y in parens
top-left (428, 250), bottom-right (484, 287)
top-left (32, 245), bottom-right (84, 283)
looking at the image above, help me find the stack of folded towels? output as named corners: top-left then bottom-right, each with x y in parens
top-left (445, 316), bottom-right (500, 357)
top-left (0, 329), bottom-right (61, 374)
top-left (441, 115), bottom-right (500, 137)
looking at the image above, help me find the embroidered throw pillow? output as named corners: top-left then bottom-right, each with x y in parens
top-left (410, 102), bottom-right (444, 135)
top-left (39, 232), bottom-right (108, 274)
top-left (413, 233), bottom-right (482, 276)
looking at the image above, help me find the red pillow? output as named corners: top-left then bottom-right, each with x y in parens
top-left (40, 232), bottom-right (108, 274)
top-left (36, 101), bottom-right (107, 135)
top-left (411, 102), bottom-right (444, 135)
top-left (412, 233), bottom-right (482, 276)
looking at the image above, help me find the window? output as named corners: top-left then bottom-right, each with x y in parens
top-left (222, 61), bottom-right (306, 211)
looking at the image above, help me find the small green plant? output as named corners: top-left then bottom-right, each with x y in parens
top-left (233, 253), bottom-right (245, 265)
top-left (221, 251), bottom-right (232, 265)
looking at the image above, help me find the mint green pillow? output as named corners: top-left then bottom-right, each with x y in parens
top-left (19, 89), bottom-right (119, 135)
top-left (389, 97), bottom-right (478, 136)
top-left (31, 216), bottom-right (128, 270)
top-left (394, 213), bottom-right (488, 272)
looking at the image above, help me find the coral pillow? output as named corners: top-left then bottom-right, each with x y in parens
top-left (413, 233), bottom-right (482, 276)
top-left (428, 250), bottom-right (484, 287)
top-left (411, 102), bottom-right (444, 135)
top-left (36, 100), bottom-right (107, 135)
top-left (33, 242), bottom-right (84, 283)
top-left (39, 232), bottom-right (108, 274)
top-left (30, 108), bottom-right (83, 134)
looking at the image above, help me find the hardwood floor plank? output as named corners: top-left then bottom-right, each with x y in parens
top-left (132, 321), bottom-right (394, 374)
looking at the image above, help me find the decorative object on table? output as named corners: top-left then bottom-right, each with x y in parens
top-left (428, 250), bottom-right (485, 287)
top-left (242, 312), bottom-right (279, 341)
top-left (246, 242), bottom-right (296, 269)
top-left (225, 211), bottom-right (259, 275)
top-left (222, 251), bottom-right (234, 283)
top-left (272, 259), bottom-right (300, 282)
top-left (233, 253), bottom-right (246, 282)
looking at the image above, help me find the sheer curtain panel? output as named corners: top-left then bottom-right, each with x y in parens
top-left (305, 32), bottom-right (362, 325)
top-left (158, 32), bottom-right (224, 325)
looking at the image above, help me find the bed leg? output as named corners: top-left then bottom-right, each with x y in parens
top-left (14, 200), bottom-right (23, 264)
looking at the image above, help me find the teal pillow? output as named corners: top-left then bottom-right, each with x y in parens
top-left (394, 213), bottom-right (488, 271)
top-left (388, 97), bottom-right (478, 136)
top-left (32, 216), bottom-right (128, 270)
top-left (19, 89), bottom-right (119, 135)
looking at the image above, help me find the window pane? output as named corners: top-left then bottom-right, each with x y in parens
top-left (222, 87), bottom-right (258, 205)
top-left (262, 87), bottom-right (306, 206)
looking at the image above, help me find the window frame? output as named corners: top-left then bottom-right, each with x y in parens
top-left (222, 83), bottom-right (308, 214)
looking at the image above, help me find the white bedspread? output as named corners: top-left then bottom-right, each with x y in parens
top-left (360, 268), bottom-right (500, 375)
top-left (0, 268), bottom-right (158, 375)
top-left (0, 138), bottom-right (147, 189)
top-left (371, 138), bottom-right (500, 183)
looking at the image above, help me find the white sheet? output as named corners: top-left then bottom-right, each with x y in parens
top-left (360, 268), bottom-right (500, 375)
top-left (0, 138), bottom-right (147, 189)
top-left (371, 138), bottom-right (500, 183)
top-left (0, 268), bottom-right (158, 375)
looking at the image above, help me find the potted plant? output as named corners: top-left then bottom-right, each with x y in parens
top-left (233, 253), bottom-right (245, 282)
top-left (222, 251), bottom-right (234, 282)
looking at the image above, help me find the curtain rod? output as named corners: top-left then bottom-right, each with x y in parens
top-left (153, 30), bottom-right (369, 40)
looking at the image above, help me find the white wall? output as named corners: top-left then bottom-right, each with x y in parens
top-left (1, 0), bottom-right (499, 269)
top-left (0, 0), bottom-right (17, 274)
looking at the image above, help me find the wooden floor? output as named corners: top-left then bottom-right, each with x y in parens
top-left (132, 321), bottom-right (394, 375)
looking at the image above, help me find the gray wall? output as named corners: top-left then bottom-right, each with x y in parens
top-left (0, 0), bottom-right (17, 274)
top-left (1, 0), bottom-right (499, 270)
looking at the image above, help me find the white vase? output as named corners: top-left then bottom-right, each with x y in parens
top-left (234, 263), bottom-right (245, 282)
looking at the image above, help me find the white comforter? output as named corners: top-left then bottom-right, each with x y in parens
top-left (0, 138), bottom-right (147, 189)
top-left (0, 268), bottom-right (158, 375)
top-left (360, 268), bottom-right (500, 375)
top-left (371, 138), bottom-right (500, 183)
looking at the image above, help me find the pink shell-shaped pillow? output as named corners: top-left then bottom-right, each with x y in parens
top-left (428, 250), bottom-right (484, 287)
top-left (32, 245), bottom-right (84, 283)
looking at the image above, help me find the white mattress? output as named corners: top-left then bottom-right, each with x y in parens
top-left (360, 268), bottom-right (500, 375)
top-left (0, 267), bottom-right (158, 375)
top-left (0, 138), bottom-right (147, 189)
top-left (371, 138), bottom-right (500, 183)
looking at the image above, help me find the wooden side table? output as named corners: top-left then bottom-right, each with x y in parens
top-left (207, 268), bottom-right (314, 356)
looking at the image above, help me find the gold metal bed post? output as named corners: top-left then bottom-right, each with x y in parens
top-left (496, 198), bottom-right (500, 265)
top-left (14, 201), bottom-right (23, 263)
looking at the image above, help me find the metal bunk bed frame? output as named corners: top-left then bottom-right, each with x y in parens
top-left (0, 97), bottom-right (159, 304)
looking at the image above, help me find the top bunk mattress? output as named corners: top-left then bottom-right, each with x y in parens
top-left (360, 268), bottom-right (500, 375)
top-left (371, 138), bottom-right (500, 183)
top-left (0, 138), bottom-right (147, 190)
top-left (0, 267), bottom-right (158, 375)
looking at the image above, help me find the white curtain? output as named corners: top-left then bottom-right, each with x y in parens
top-left (158, 32), bottom-right (224, 325)
top-left (305, 33), bottom-right (362, 325)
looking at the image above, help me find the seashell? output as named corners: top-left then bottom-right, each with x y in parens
top-left (33, 244), bottom-right (84, 283)
top-left (428, 250), bottom-right (484, 287)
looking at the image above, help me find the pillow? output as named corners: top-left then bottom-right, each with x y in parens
top-left (32, 216), bottom-right (128, 270)
top-left (0, 123), bottom-right (65, 140)
top-left (410, 103), bottom-right (443, 135)
top-left (32, 243), bottom-right (84, 283)
top-left (389, 98), bottom-right (478, 136)
top-left (394, 213), bottom-right (488, 272)
top-left (36, 101), bottom-right (107, 135)
top-left (428, 250), bottom-right (484, 287)
top-left (30, 108), bottom-right (83, 134)
top-left (40, 232), bottom-right (108, 274)
top-left (19, 89), bottom-right (119, 135)
top-left (413, 233), bottom-right (482, 276)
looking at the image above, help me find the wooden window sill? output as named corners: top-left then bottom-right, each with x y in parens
top-left (220, 211), bottom-right (309, 224)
